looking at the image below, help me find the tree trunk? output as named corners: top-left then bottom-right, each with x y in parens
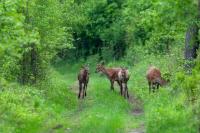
top-left (184, 24), bottom-right (199, 60)
top-left (31, 43), bottom-right (37, 84)
top-left (184, 0), bottom-right (200, 71)
top-left (21, 52), bottom-right (28, 84)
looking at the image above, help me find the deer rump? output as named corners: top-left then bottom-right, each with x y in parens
top-left (96, 63), bottom-right (130, 98)
top-left (117, 68), bottom-right (130, 98)
top-left (105, 67), bottom-right (130, 98)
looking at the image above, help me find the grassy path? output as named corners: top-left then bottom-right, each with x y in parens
top-left (52, 63), bottom-right (145, 133)
top-left (43, 55), bottom-right (195, 133)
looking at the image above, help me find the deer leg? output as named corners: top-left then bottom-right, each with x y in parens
top-left (121, 83), bottom-right (125, 98)
top-left (82, 83), bottom-right (85, 99)
top-left (148, 81), bottom-right (151, 94)
top-left (85, 79), bottom-right (89, 96)
top-left (81, 83), bottom-right (84, 99)
top-left (120, 83), bottom-right (123, 96)
top-left (152, 83), bottom-right (156, 93)
top-left (123, 83), bottom-right (128, 98)
top-left (126, 83), bottom-right (129, 98)
top-left (83, 83), bottom-right (87, 98)
top-left (127, 90), bottom-right (129, 98)
top-left (85, 84), bottom-right (87, 97)
top-left (117, 81), bottom-right (123, 95)
top-left (84, 82), bottom-right (87, 97)
top-left (110, 80), bottom-right (114, 91)
top-left (78, 82), bottom-right (82, 99)
top-left (152, 85), bottom-right (155, 93)
top-left (85, 82), bottom-right (88, 97)
top-left (124, 86), bottom-right (126, 98)
top-left (156, 83), bottom-right (159, 91)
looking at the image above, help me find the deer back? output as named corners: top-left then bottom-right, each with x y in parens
top-left (146, 66), bottom-right (167, 86)
top-left (78, 67), bottom-right (89, 81)
top-left (146, 66), bottom-right (161, 82)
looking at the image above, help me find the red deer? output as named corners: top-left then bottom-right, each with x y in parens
top-left (146, 66), bottom-right (167, 93)
top-left (118, 68), bottom-right (130, 98)
top-left (96, 62), bottom-right (130, 98)
top-left (78, 65), bottom-right (89, 99)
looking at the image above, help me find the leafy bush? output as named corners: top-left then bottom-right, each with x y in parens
top-left (0, 68), bottom-right (77, 133)
top-left (145, 90), bottom-right (196, 133)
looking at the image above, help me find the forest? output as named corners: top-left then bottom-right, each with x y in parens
top-left (0, 0), bottom-right (200, 132)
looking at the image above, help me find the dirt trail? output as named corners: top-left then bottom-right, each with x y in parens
top-left (128, 94), bottom-right (144, 116)
top-left (128, 125), bottom-right (145, 133)
top-left (68, 80), bottom-right (145, 133)
top-left (128, 94), bottom-right (145, 133)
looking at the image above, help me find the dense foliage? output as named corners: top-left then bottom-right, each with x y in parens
top-left (62, 0), bottom-right (197, 61)
top-left (0, 0), bottom-right (198, 82)
top-left (0, 0), bottom-right (73, 84)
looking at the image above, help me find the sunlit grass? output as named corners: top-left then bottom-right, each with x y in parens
top-left (53, 62), bottom-right (143, 133)
top-left (0, 50), bottom-right (197, 133)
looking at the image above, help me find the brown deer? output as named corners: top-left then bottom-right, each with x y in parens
top-left (118, 68), bottom-right (130, 98)
top-left (78, 65), bottom-right (89, 99)
top-left (146, 66), bottom-right (167, 93)
top-left (96, 62), bottom-right (130, 98)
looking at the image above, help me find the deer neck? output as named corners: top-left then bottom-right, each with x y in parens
top-left (101, 67), bottom-right (110, 78)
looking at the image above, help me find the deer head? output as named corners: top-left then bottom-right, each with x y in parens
top-left (95, 61), bottom-right (105, 73)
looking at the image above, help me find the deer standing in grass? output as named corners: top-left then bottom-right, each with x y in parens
top-left (78, 65), bottom-right (89, 99)
top-left (146, 66), bottom-right (167, 93)
top-left (96, 62), bottom-right (130, 98)
top-left (118, 68), bottom-right (130, 98)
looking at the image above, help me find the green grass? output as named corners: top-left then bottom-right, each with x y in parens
top-left (52, 62), bottom-right (144, 133)
top-left (0, 47), bottom-right (198, 133)
top-left (0, 60), bottom-right (144, 133)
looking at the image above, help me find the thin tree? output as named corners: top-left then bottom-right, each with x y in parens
top-left (184, 0), bottom-right (200, 72)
